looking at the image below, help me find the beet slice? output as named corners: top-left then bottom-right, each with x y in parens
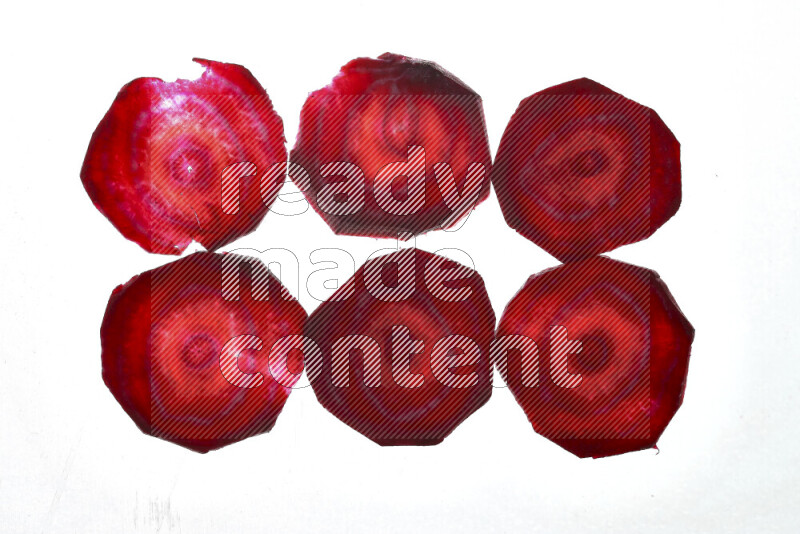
top-left (290, 53), bottom-right (492, 238)
top-left (494, 256), bottom-right (693, 458)
top-left (491, 78), bottom-right (681, 262)
top-left (101, 252), bottom-right (306, 453)
top-left (81, 59), bottom-right (286, 255)
top-left (304, 248), bottom-right (495, 445)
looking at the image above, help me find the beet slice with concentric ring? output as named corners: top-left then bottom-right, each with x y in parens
top-left (81, 59), bottom-right (286, 254)
top-left (491, 78), bottom-right (681, 262)
top-left (304, 248), bottom-right (495, 445)
top-left (494, 256), bottom-right (694, 458)
top-left (101, 252), bottom-right (306, 453)
top-left (290, 53), bottom-right (492, 239)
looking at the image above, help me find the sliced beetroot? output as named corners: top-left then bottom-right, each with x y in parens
top-left (101, 252), bottom-right (306, 453)
top-left (491, 78), bottom-right (681, 262)
top-left (304, 248), bottom-right (495, 445)
top-left (494, 256), bottom-right (693, 458)
top-left (81, 59), bottom-right (286, 255)
top-left (290, 53), bottom-right (492, 238)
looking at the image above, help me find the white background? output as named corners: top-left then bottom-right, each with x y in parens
top-left (1, 0), bottom-right (798, 532)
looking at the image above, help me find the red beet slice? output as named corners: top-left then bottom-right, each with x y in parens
top-left (81, 59), bottom-right (286, 255)
top-left (101, 252), bottom-right (306, 453)
top-left (491, 78), bottom-right (681, 262)
top-left (290, 53), bottom-right (492, 238)
top-left (494, 256), bottom-right (693, 458)
top-left (304, 248), bottom-right (495, 445)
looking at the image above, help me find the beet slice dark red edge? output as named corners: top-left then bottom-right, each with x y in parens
top-left (495, 256), bottom-right (694, 458)
top-left (304, 248), bottom-right (495, 445)
top-left (81, 58), bottom-right (287, 255)
top-left (491, 78), bottom-right (681, 262)
top-left (291, 53), bottom-right (492, 239)
top-left (101, 252), bottom-right (306, 453)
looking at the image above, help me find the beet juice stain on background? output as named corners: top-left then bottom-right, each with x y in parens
top-left (82, 55), bottom-right (693, 457)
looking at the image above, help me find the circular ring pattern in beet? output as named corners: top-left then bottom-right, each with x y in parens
top-left (494, 256), bottom-right (694, 458)
top-left (100, 252), bottom-right (306, 452)
top-left (81, 59), bottom-right (286, 255)
top-left (304, 248), bottom-right (495, 445)
top-left (291, 53), bottom-right (492, 239)
top-left (491, 78), bottom-right (681, 262)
